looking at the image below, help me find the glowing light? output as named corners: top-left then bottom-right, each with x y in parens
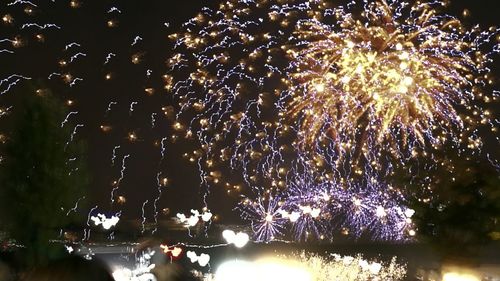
top-left (90, 213), bottom-right (119, 230)
top-left (215, 259), bottom-right (312, 281)
top-left (2, 14), bottom-right (13, 24)
top-left (265, 214), bottom-right (273, 222)
top-left (443, 272), bottom-right (480, 281)
top-left (112, 249), bottom-right (156, 281)
top-left (375, 206), bottom-right (386, 218)
top-left (186, 251), bottom-right (210, 267)
top-left (176, 209), bottom-right (212, 227)
top-left (222, 230), bottom-right (250, 248)
top-left (160, 244), bottom-right (183, 258)
top-left (286, 0), bottom-right (498, 163)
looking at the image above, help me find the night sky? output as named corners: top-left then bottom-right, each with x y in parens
top-left (1, 0), bottom-right (499, 226)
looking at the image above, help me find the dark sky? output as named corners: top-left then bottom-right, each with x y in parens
top-left (1, 0), bottom-right (499, 226)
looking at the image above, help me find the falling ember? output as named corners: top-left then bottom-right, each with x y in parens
top-left (2, 14), bottom-right (13, 24)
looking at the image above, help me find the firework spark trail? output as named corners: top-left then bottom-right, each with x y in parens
top-left (0, 74), bottom-right (31, 95)
top-left (131, 36), bottom-right (143, 46)
top-left (104, 52), bottom-right (116, 65)
top-left (160, 137), bottom-right (167, 159)
top-left (0, 39), bottom-right (16, 44)
top-left (129, 101), bottom-right (138, 115)
top-left (61, 111), bottom-right (78, 128)
top-left (0, 50), bottom-right (14, 54)
top-left (105, 101), bottom-right (117, 115)
top-left (66, 196), bottom-right (86, 216)
top-left (48, 72), bottom-right (61, 79)
top-left (69, 52), bottom-right (87, 63)
top-left (21, 23), bottom-right (61, 30)
top-left (7, 0), bottom-right (36, 7)
top-left (83, 206), bottom-right (99, 241)
top-left (169, 0), bottom-right (332, 199)
top-left (151, 172), bottom-right (164, 234)
top-left (107, 7), bottom-right (121, 13)
top-left (170, 1), bottom-right (334, 238)
top-left (141, 200), bottom-right (149, 234)
top-left (82, 229), bottom-right (90, 241)
top-left (65, 124), bottom-right (83, 150)
top-left (111, 145), bottom-right (120, 166)
top-left (64, 42), bottom-right (81, 50)
top-left (110, 154), bottom-right (130, 203)
top-left (151, 113), bottom-right (157, 128)
top-left (69, 77), bottom-right (83, 87)
top-left (0, 106), bottom-right (12, 118)
top-left (487, 153), bottom-right (500, 171)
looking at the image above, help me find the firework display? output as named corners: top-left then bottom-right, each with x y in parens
top-left (170, 0), bottom-right (498, 241)
top-left (285, 0), bottom-right (498, 162)
top-left (239, 164), bottom-right (415, 241)
top-left (0, 0), bottom-right (498, 245)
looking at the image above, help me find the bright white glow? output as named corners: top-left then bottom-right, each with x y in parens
top-left (177, 209), bottom-right (212, 227)
top-left (186, 251), bottom-right (210, 267)
top-left (222, 229), bottom-right (236, 243)
top-left (289, 211), bottom-right (300, 222)
top-left (112, 268), bottom-right (132, 281)
top-left (186, 251), bottom-right (198, 263)
top-left (187, 215), bottom-right (199, 227)
top-left (222, 230), bottom-right (236, 242)
top-left (442, 272), bottom-right (480, 281)
top-left (375, 206), bottom-right (386, 218)
top-left (198, 253), bottom-right (210, 267)
top-left (222, 230), bottom-right (250, 248)
top-left (190, 209), bottom-right (200, 217)
top-left (369, 262), bottom-right (382, 274)
top-left (399, 51), bottom-right (410, 60)
top-left (91, 213), bottom-right (119, 230)
top-left (405, 208), bottom-right (415, 218)
top-left (265, 213), bottom-right (273, 222)
top-left (112, 265), bottom-right (156, 281)
top-left (403, 76), bottom-right (413, 86)
top-left (201, 211), bottom-right (213, 222)
top-left (65, 245), bottom-right (74, 254)
top-left (233, 232), bottom-right (250, 248)
top-left (353, 198), bottom-right (362, 206)
top-left (278, 210), bottom-right (290, 218)
top-left (310, 208), bottom-right (321, 218)
top-left (300, 205), bottom-right (312, 214)
top-left (314, 83), bottom-right (325, 92)
top-left (343, 256), bottom-right (354, 265)
top-left (176, 213), bottom-right (187, 222)
top-left (215, 259), bottom-right (312, 281)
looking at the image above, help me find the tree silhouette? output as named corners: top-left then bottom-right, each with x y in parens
top-left (0, 85), bottom-right (90, 266)
top-left (408, 155), bottom-right (500, 259)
